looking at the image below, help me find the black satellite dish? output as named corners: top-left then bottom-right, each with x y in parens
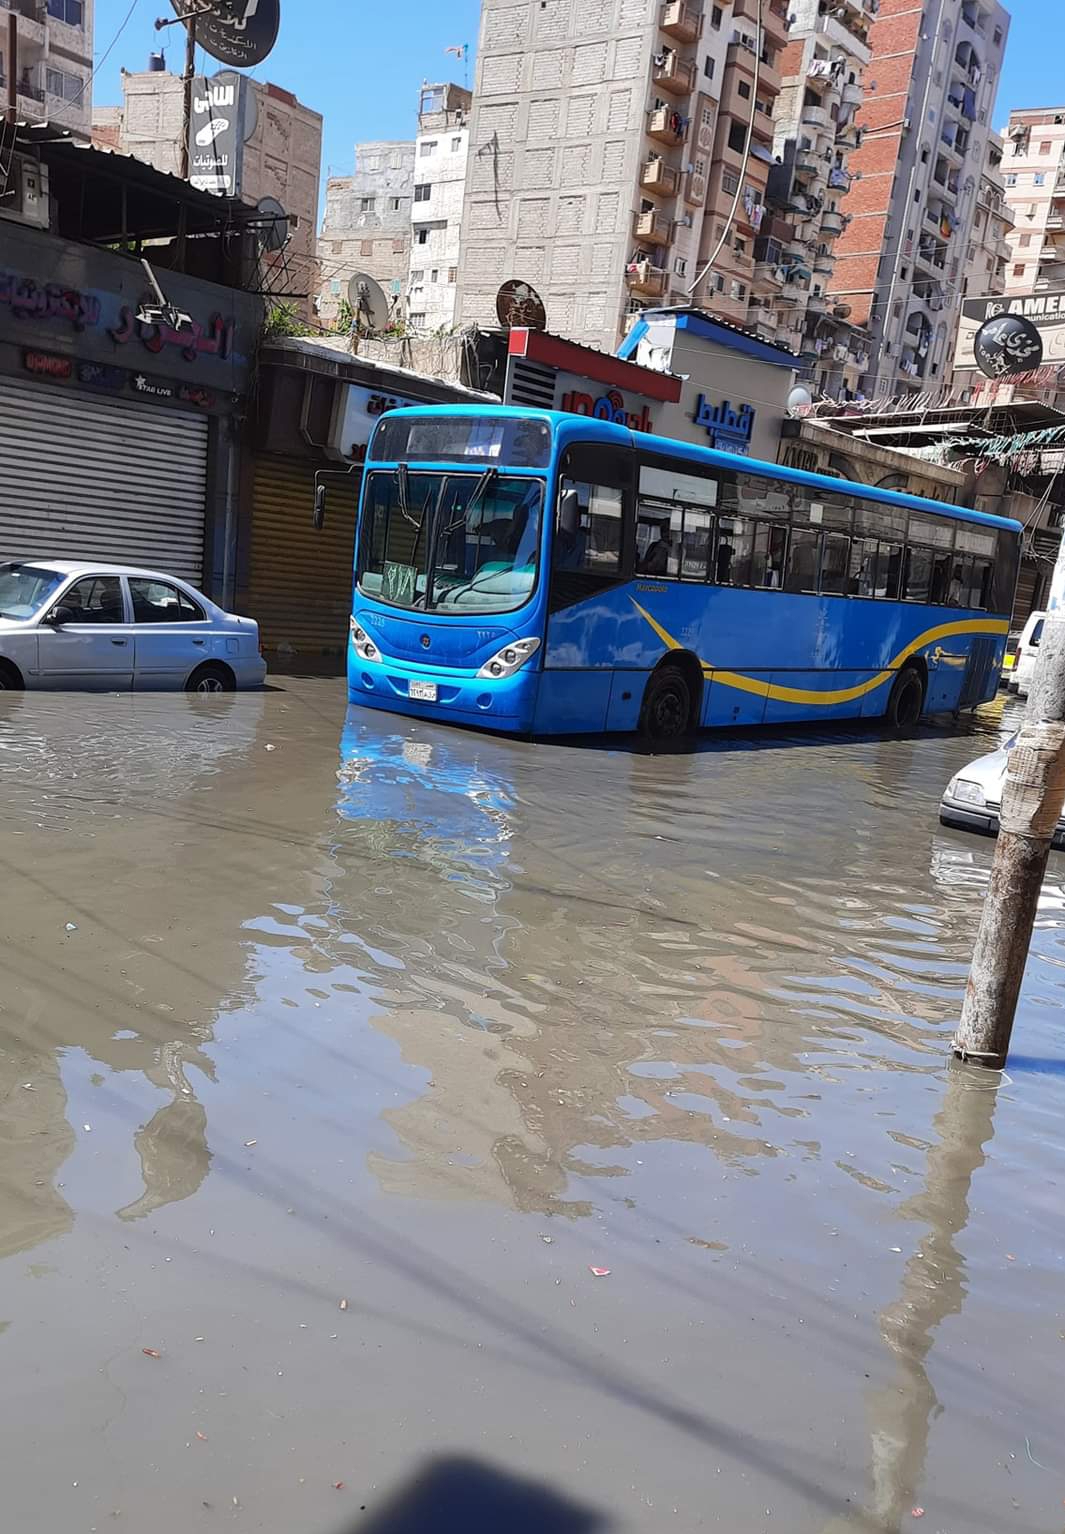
top-left (496, 279), bottom-right (547, 331)
top-left (973, 312), bottom-right (1044, 380)
top-left (170, 0), bottom-right (280, 69)
top-left (256, 195), bottom-right (289, 252)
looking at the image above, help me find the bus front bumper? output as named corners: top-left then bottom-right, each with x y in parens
top-left (347, 653), bottom-right (540, 732)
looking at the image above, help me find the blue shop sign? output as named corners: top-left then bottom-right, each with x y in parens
top-left (693, 394), bottom-right (756, 455)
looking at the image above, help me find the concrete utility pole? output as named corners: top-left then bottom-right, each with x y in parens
top-left (954, 557), bottom-right (1065, 1068)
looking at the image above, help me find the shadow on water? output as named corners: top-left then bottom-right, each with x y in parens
top-left (331, 1456), bottom-right (606, 1534)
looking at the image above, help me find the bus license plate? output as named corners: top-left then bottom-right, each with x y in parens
top-left (410, 680), bottom-right (437, 702)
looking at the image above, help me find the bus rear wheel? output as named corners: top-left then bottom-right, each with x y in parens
top-left (886, 665), bottom-right (925, 729)
top-left (640, 666), bottom-right (693, 741)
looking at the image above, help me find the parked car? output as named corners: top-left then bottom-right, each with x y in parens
top-left (940, 733), bottom-right (1065, 847)
top-left (0, 561), bottom-right (266, 692)
top-left (1008, 609), bottom-right (1045, 699)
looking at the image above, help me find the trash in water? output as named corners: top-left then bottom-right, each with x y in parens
top-left (339, 1298), bottom-right (349, 1311)
top-left (540, 1234), bottom-right (553, 1244)
top-left (334, 1482), bottom-right (345, 1490)
top-left (910, 1509), bottom-right (925, 1520)
top-left (65, 923), bottom-right (78, 932)
top-left (244, 1140), bottom-right (257, 1148)
top-left (142, 1348), bottom-right (161, 1359)
top-left (265, 745), bottom-right (277, 752)
top-left (589, 1267), bottom-right (611, 1278)
top-left (195, 1431), bottom-right (208, 1442)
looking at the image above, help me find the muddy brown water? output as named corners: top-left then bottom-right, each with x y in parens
top-left (0, 683), bottom-right (1062, 1533)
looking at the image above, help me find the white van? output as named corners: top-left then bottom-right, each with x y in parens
top-left (1010, 609), bottom-right (1046, 698)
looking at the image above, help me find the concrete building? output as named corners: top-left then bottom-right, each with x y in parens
top-left (1, 0), bottom-right (95, 138)
top-left (1001, 108), bottom-right (1065, 298)
top-left (454, 0), bottom-right (791, 353)
top-left (317, 142), bottom-right (414, 329)
top-left (963, 131), bottom-right (1012, 298)
top-left (407, 82), bottom-right (471, 333)
top-left (762, 0), bottom-right (874, 399)
top-left (94, 67), bottom-right (323, 322)
top-left (830, 0), bottom-right (1010, 396)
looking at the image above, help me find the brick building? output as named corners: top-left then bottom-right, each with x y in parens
top-left (317, 141), bottom-right (414, 328)
top-left (829, 0), bottom-right (1010, 395)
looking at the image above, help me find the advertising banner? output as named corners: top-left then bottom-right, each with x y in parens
top-left (188, 70), bottom-right (257, 198)
top-left (955, 289), bottom-right (1065, 381)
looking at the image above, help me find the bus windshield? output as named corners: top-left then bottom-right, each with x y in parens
top-left (357, 468), bottom-right (544, 615)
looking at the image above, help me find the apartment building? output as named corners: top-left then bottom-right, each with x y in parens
top-left (1001, 109), bottom-right (1065, 298)
top-left (455, 0), bottom-right (790, 353)
top-left (318, 142), bottom-right (414, 329)
top-left (0, 0), bottom-right (95, 138)
top-left (95, 66), bottom-right (323, 321)
top-left (407, 82), bottom-right (471, 333)
top-left (964, 130), bottom-right (1012, 297)
top-left (760, 0), bottom-right (874, 399)
top-left (830, 0), bottom-right (1010, 395)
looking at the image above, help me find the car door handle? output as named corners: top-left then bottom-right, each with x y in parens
top-left (192, 638), bottom-right (205, 646)
top-left (111, 639), bottom-right (128, 646)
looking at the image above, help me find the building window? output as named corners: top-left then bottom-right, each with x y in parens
top-left (993, 25), bottom-right (1003, 45)
top-left (712, 272), bottom-right (725, 293)
top-left (448, 267), bottom-right (458, 283)
top-left (430, 268), bottom-right (439, 282)
top-left (1020, 232), bottom-right (1032, 246)
top-left (1034, 172), bottom-right (1046, 186)
top-left (360, 197), bottom-right (375, 212)
top-left (411, 269), bottom-right (425, 282)
top-left (675, 256), bottom-right (688, 276)
top-left (1041, 141), bottom-right (1053, 154)
top-left (722, 169), bottom-right (739, 194)
top-left (729, 279), bottom-right (746, 300)
top-left (47, 0), bottom-right (83, 21)
top-left (45, 66), bottom-right (81, 100)
top-left (1013, 263), bottom-right (1026, 276)
top-left (361, 239), bottom-right (374, 255)
top-left (734, 235), bottom-right (746, 255)
top-left (451, 135), bottom-right (462, 151)
top-left (737, 79), bottom-right (751, 99)
top-left (416, 227), bottom-right (429, 245)
top-left (710, 4), bottom-right (723, 27)
top-left (704, 56), bottom-right (714, 79)
top-left (420, 88), bottom-right (444, 114)
top-left (1005, 173), bottom-right (1017, 186)
top-left (390, 197), bottom-right (402, 211)
top-left (392, 238), bottom-right (405, 253)
top-left (414, 183), bottom-right (431, 202)
top-left (420, 140), bottom-right (437, 157)
top-left (701, 105), bottom-right (713, 128)
top-left (727, 120), bottom-right (747, 153)
top-left (330, 279), bottom-right (341, 296)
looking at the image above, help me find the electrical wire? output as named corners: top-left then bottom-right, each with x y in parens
top-left (687, 0), bottom-right (763, 297)
top-left (49, 0), bottom-right (143, 125)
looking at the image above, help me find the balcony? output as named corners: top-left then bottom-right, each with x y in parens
top-left (836, 119), bottom-right (861, 149)
top-left (659, 0), bottom-right (702, 43)
top-left (647, 105), bottom-right (686, 145)
top-left (734, 0), bottom-right (790, 48)
top-left (793, 154), bottom-right (820, 181)
top-left (802, 102), bottom-right (829, 130)
top-left (626, 259), bottom-right (668, 297)
top-left (821, 209), bottom-right (845, 235)
top-left (813, 251), bottom-right (834, 275)
top-left (640, 156), bottom-right (680, 196)
top-left (841, 81), bottom-right (863, 107)
top-left (1047, 212), bottom-right (1065, 231)
top-left (1, 0), bottom-right (46, 40)
top-left (754, 259), bottom-right (788, 288)
top-left (806, 292), bottom-right (827, 313)
top-left (652, 51), bottom-right (696, 96)
top-left (633, 208), bottom-right (675, 242)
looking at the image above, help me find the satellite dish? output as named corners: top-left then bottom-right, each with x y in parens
top-left (496, 279), bottom-right (547, 331)
top-left (170, 0), bottom-right (280, 69)
top-left (347, 272), bottom-right (390, 334)
top-left (256, 195), bottom-right (289, 252)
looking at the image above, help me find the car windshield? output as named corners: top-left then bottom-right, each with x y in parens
top-left (357, 470), bottom-right (544, 615)
top-left (0, 563), bottom-right (65, 620)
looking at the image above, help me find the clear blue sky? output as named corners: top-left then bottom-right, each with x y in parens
top-left (90, 0), bottom-right (1045, 185)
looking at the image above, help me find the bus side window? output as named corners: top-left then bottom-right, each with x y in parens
top-left (556, 479), bottom-right (623, 573)
top-left (751, 523), bottom-right (787, 587)
top-left (714, 517), bottom-right (755, 585)
top-left (820, 532), bottom-right (850, 595)
top-left (784, 527), bottom-right (819, 593)
top-left (848, 538), bottom-right (878, 596)
top-left (903, 546), bottom-right (933, 602)
top-left (876, 543), bottom-right (903, 600)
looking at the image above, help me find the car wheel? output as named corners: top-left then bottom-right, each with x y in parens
top-left (187, 662), bottom-right (235, 695)
top-left (640, 666), bottom-right (693, 740)
top-left (886, 665), bottom-right (925, 729)
top-left (0, 660), bottom-right (24, 691)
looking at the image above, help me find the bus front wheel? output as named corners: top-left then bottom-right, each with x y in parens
top-left (886, 665), bottom-right (925, 730)
top-left (640, 666), bottom-right (693, 740)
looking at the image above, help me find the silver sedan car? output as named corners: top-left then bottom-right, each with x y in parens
top-left (940, 734), bottom-right (1065, 848)
top-left (0, 561), bottom-right (266, 693)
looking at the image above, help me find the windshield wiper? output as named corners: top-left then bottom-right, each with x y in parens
top-left (465, 466), bottom-right (498, 520)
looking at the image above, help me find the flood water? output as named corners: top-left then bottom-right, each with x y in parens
top-left (0, 682), bottom-right (1062, 1533)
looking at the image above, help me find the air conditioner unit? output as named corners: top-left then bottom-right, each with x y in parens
top-left (0, 158), bottom-right (50, 231)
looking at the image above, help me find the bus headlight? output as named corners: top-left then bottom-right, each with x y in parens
top-left (350, 618), bottom-right (380, 662)
top-left (477, 637), bottom-right (541, 679)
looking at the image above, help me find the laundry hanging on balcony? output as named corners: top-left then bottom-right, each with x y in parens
top-left (961, 87), bottom-right (977, 121)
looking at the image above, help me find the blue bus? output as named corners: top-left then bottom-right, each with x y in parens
top-left (347, 405), bottom-right (1021, 739)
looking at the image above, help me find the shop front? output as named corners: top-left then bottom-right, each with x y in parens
top-left (0, 219), bottom-right (260, 592)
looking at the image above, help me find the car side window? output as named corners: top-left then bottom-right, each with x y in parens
top-left (130, 579), bottom-right (205, 624)
top-left (61, 576), bottom-right (124, 624)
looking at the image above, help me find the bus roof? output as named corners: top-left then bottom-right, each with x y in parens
top-left (372, 404), bottom-right (1023, 535)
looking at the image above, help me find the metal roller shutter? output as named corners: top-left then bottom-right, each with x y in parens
top-left (0, 377), bottom-right (209, 582)
top-left (244, 454), bottom-right (361, 669)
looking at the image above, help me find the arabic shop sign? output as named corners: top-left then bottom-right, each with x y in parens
top-left (332, 383), bottom-right (425, 459)
top-left (692, 395), bottom-right (756, 455)
top-left (559, 385), bottom-right (655, 434)
top-left (21, 349), bottom-right (220, 409)
top-left (189, 70), bottom-right (257, 198)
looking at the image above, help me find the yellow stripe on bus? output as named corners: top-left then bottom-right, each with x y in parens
top-left (630, 600), bottom-right (1008, 709)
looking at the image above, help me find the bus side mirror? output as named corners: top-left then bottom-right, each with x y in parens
top-left (313, 485), bottom-right (326, 531)
top-left (559, 489), bottom-right (580, 538)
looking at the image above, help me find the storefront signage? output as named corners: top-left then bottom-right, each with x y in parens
top-left (189, 70), bottom-right (257, 198)
top-left (3, 273), bottom-right (101, 331)
top-left (955, 287), bottom-right (1065, 375)
top-left (693, 395), bottom-right (756, 455)
top-left (24, 349), bottom-right (73, 379)
top-left (77, 361), bottom-right (127, 391)
top-left (109, 306), bottom-right (236, 364)
top-left (332, 383), bottom-right (423, 459)
top-left (132, 374), bottom-right (176, 400)
top-left (559, 385), bottom-right (654, 434)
